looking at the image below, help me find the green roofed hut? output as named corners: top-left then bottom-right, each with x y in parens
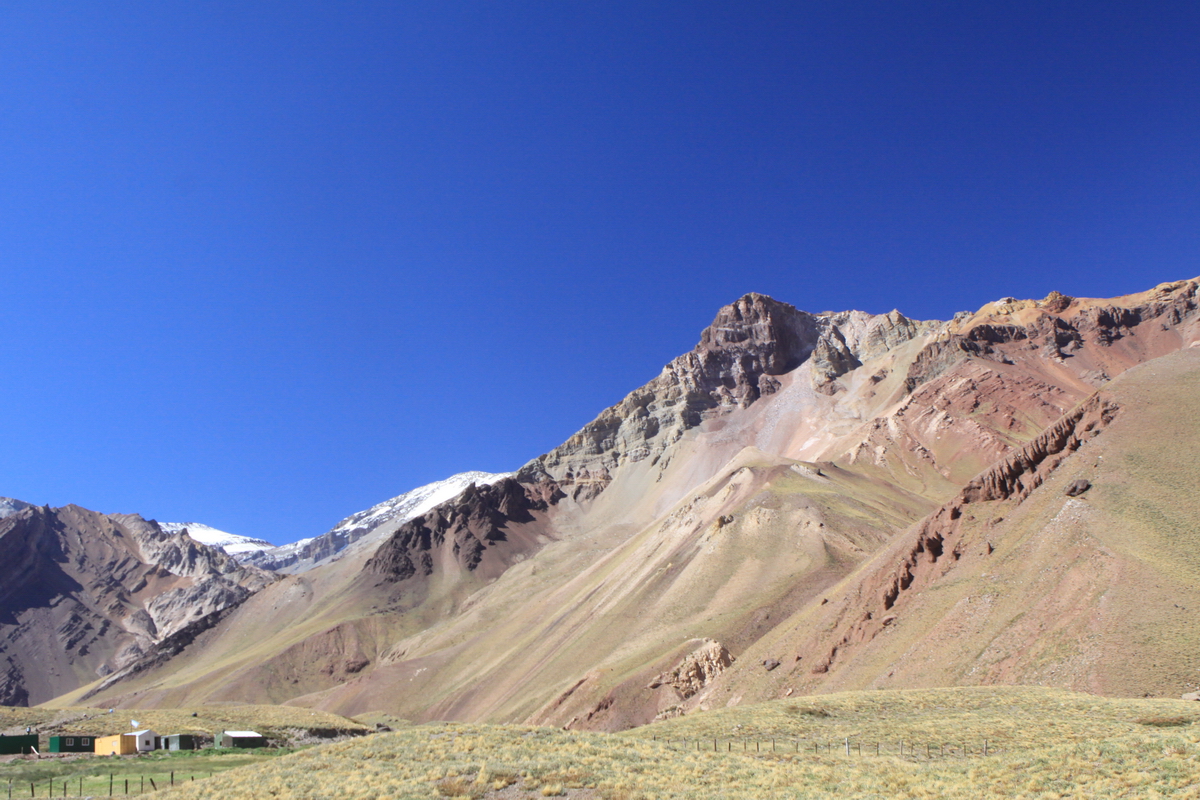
top-left (0, 734), bottom-right (39, 755)
top-left (219, 730), bottom-right (265, 748)
top-left (49, 735), bottom-right (95, 753)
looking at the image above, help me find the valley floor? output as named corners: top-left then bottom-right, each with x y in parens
top-left (125, 686), bottom-right (1200, 799)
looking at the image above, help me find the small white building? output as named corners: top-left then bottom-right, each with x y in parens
top-left (129, 730), bottom-right (158, 752)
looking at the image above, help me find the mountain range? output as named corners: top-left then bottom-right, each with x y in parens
top-left (3, 277), bottom-right (1197, 730)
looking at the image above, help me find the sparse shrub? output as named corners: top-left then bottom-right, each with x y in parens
top-left (541, 784), bottom-right (566, 796)
top-left (784, 705), bottom-right (830, 717)
top-left (1136, 716), bottom-right (1193, 727)
top-left (436, 776), bottom-right (483, 798)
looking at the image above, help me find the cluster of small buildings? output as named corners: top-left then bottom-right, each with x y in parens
top-left (0, 729), bottom-right (266, 755)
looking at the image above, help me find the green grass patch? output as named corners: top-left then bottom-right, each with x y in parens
top-left (0, 747), bottom-right (297, 797)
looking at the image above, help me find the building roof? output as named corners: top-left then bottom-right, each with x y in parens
top-left (223, 731), bottom-right (263, 737)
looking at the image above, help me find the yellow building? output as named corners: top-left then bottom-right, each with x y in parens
top-left (95, 734), bottom-right (137, 755)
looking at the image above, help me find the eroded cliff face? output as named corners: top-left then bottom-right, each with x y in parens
top-left (0, 505), bottom-right (274, 705)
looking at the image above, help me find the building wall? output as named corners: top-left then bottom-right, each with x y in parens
top-left (49, 736), bottom-right (95, 753)
top-left (95, 734), bottom-right (137, 756)
top-left (0, 735), bottom-right (39, 755)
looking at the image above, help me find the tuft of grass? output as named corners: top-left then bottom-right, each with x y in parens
top-left (784, 705), bottom-right (831, 717)
top-left (1136, 716), bottom-right (1193, 727)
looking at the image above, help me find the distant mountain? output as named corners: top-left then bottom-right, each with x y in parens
top-left (0, 497), bottom-right (33, 518)
top-left (158, 522), bottom-right (274, 557)
top-left (0, 506), bottom-right (274, 706)
top-left (240, 471), bottom-right (513, 573)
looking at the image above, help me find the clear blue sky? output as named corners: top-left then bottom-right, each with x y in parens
top-left (2, 2), bottom-right (1198, 544)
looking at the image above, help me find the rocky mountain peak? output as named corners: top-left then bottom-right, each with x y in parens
top-left (520, 295), bottom-right (933, 488)
top-left (696, 293), bottom-right (819, 377)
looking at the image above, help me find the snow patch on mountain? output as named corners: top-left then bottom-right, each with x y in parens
top-left (158, 522), bottom-right (274, 557)
top-left (0, 497), bottom-right (33, 519)
top-left (330, 470), bottom-right (514, 540)
top-left (241, 471), bottom-right (512, 573)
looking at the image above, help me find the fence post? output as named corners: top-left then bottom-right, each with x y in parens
top-left (109, 774), bottom-right (113, 796)
top-left (845, 738), bottom-right (850, 756)
top-left (984, 740), bottom-right (988, 756)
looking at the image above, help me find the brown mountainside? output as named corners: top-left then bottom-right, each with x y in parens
top-left (0, 505), bottom-right (274, 706)
top-left (37, 277), bottom-right (1200, 729)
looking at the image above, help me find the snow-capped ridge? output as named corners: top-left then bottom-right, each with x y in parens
top-left (158, 522), bottom-right (274, 557)
top-left (240, 470), bottom-right (513, 573)
top-left (0, 497), bottom-right (33, 519)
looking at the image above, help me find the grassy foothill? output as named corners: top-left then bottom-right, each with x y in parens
top-left (127, 686), bottom-right (1200, 799)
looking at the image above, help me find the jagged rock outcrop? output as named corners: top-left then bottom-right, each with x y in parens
top-left (0, 505), bottom-right (274, 705)
top-left (906, 280), bottom-right (1200, 390)
top-left (365, 477), bottom-right (564, 582)
top-left (647, 639), bottom-right (735, 700)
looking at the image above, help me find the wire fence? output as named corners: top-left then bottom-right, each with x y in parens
top-left (7, 772), bottom-right (206, 797)
top-left (651, 736), bottom-right (1000, 759)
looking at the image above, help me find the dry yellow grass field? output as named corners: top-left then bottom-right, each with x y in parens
top-left (140, 686), bottom-right (1200, 799)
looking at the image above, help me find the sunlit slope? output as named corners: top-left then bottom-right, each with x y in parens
top-left (49, 531), bottom-right (527, 709)
top-left (289, 446), bottom-right (932, 729)
top-left (696, 347), bottom-right (1200, 707)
